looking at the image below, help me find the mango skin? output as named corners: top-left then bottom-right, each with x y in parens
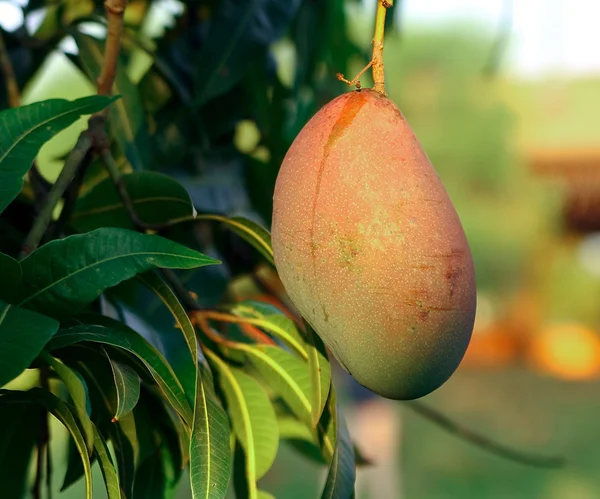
top-left (271, 89), bottom-right (477, 400)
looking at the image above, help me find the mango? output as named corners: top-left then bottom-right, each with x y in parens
top-left (271, 89), bottom-right (477, 400)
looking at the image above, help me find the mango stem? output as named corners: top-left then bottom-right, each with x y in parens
top-left (337, 0), bottom-right (392, 95)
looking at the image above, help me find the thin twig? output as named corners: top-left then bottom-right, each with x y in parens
top-left (405, 401), bottom-right (566, 469)
top-left (20, 134), bottom-right (93, 258)
top-left (0, 28), bottom-right (20, 107)
top-left (96, 0), bottom-right (127, 98)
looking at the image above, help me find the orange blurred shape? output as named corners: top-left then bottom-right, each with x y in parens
top-left (461, 323), bottom-right (522, 369)
top-left (526, 323), bottom-right (600, 380)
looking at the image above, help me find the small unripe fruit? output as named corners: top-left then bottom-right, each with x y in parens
top-left (271, 89), bottom-right (477, 400)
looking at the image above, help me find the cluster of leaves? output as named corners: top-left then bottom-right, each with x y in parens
top-left (0, 0), bottom-right (393, 497)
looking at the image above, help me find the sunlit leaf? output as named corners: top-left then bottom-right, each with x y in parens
top-left (207, 350), bottom-right (278, 483)
top-left (0, 96), bottom-right (117, 214)
top-left (305, 321), bottom-right (331, 428)
top-left (196, 215), bottom-right (273, 265)
top-left (17, 227), bottom-right (220, 319)
top-left (0, 300), bottom-right (59, 387)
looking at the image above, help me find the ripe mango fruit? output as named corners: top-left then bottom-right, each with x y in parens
top-left (271, 89), bottom-right (477, 400)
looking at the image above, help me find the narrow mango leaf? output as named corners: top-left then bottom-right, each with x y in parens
top-left (0, 396), bottom-right (43, 498)
top-left (0, 253), bottom-right (21, 302)
top-left (17, 227), bottom-right (220, 320)
top-left (197, 215), bottom-right (274, 265)
top-left (39, 351), bottom-right (94, 452)
top-left (207, 350), bottom-right (278, 483)
top-left (320, 390), bottom-right (356, 499)
top-left (228, 305), bottom-right (307, 359)
top-left (107, 351), bottom-right (141, 422)
top-left (47, 322), bottom-right (193, 425)
top-left (73, 32), bottom-right (151, 171)
top-left (0, 95), bottom-right (117, 214)
top-left (72, 172), bottom-right (195, 232)
top-left (137, 272), bottom-right (231, 498)
top-left (277, 415), bottom-right (326, 465)
top-left (93, 425), bottom-right (121, 499)
top-left (304, 321), bottom-right (331, 428)
top-left (110, 412), bottom-right (138, 497)
top-left (0, 388), bottom-right (94, 499)
top-left (0, 300), bottom-right (59, 387)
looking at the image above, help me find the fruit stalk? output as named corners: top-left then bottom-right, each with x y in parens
top-left (372, 0), bottom-right (391, 95)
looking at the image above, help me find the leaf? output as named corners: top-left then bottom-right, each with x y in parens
top-left (93, 425), bottom-right (121, 499)
top-left (107, 352), bottom-right (141, 422)
top-left (0, 300), bottom-right (59, 387)
top-left (17, 227), bottom-right (220, 319)
top-left (197, 215), bottom-right (274, 265)
top-left (207, 350), bottom-right (279, 483)
top-left (194, 0), bottom-right (302, 105)
top-left (258, 491), bottom-right (276, 499)
top-left (40, 351), bottom-right (94, 452)
top-left (137, 272), bottom-right (231, 498)
top-left (0, 396), bottom-right (43, 498)
top-left (46, 321), bottom-right (193, 426)
top-left (277, 415), bottom-right (326, 465)
top-left (320, 391), bottom-right (356, 499)
top-left (305, 321), bottom-right (331, 428)
top-left (0, 96), bottom-right (117, 214)
top-left (73, 32), bottom-right (151, 171)
top-left (0, 252), bottom-right (21, 302)
top-left (0, 388), bottom-right (94, 499)
top-left (72, 172), bottom-right (195, 232)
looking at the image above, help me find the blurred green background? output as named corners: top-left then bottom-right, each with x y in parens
top-left (2, 0), bottom-right (600, 497)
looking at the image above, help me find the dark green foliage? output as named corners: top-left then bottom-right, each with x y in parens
top-left (0, 1), bottom-right (363, 497)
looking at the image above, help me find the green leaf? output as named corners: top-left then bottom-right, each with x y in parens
top-left (0, 95), bottom-right (117, 214)
top-left (197, 215), bottom-right (273, 265)
top-left (137, 272), bottom-right (231, 498)
top-left (240, 344), bottom-right (311, 426)
top-left (305, 321), bottom-right (331, 428)
top-left (207, 350), bottom-right (279, 484)
top-left (47, 321), bottom-right (193, 425)
top-left (40, 351), bottom-right (94, 452)
top-left (277, 415), bottom-right (326, 465)
top-left (320, 391), bottom-right (356, 499)
top-left (0, 300), bottom-right (59, 387)
top-left (0, 253), bottom-right (21, 302)
top-left (229, 304), bottom-right (307, 359)
top-left (258, 491), bottom-right (276, 499)
top-left (0, 396), bottom-right (43, 498)
top-left (0, 388), bottom-right (94, 499)
top-left (73, 32), bottom-right (151, 171)
top-left (17, 227), bottom-right (220, 319)
top-left (72, 172), bottom-right (195, 232)
top-left (93, 425), bottom-right (121, 499)
top-left (107, 351), bottom-right (141, 422)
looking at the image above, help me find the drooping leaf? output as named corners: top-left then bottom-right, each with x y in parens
top-left (196, 215), bottom-right (273, 265)
top-left (72, 172), bottom-right (195, 233)
top-left (0, 253), bottom-right (21, 302)
top-left (40, 351), bottom-right (94, 452)
top-left (17, 227), bottom-right (220, 319)
top-left (320, 391), bottom-right (356, 499)
top-left (0, 388), bottom-right (94, 499)
top-left (107, 351), bottom-right (141, 422)
top-left (0, 300), bottom-right (59, 387)
top-left (93, 425), bottom-right (121, 499)
top-left (46, 321), bottom-right (193, 425)
top-left (0, 396), bottom-right (43, 498)
top-left (305, 321), bottom-right (331, 428)
top-left (137, 272), bottom-right (231, 498)
top-left (0, 95), bottom-right (117, 214)
top-left (277, 414), bottom-right (326, 465)
top-left (73, 32), bottom-right (151, 171)
top-left (207, 350), bottom-right (278, 483)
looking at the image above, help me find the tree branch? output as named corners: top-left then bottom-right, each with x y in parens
top-left (0, 29), bottom-right (20, 108)
top-left (96, 0), bottom-right (127, 99)
top-left (405, 400), bottom-right (566, 468)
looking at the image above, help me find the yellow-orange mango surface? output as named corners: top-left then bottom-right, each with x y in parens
top-left (272, 89), bottom-right (477, 400)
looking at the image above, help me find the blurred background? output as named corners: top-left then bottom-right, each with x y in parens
top-left (1, 0), bottom-right (600, 498)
